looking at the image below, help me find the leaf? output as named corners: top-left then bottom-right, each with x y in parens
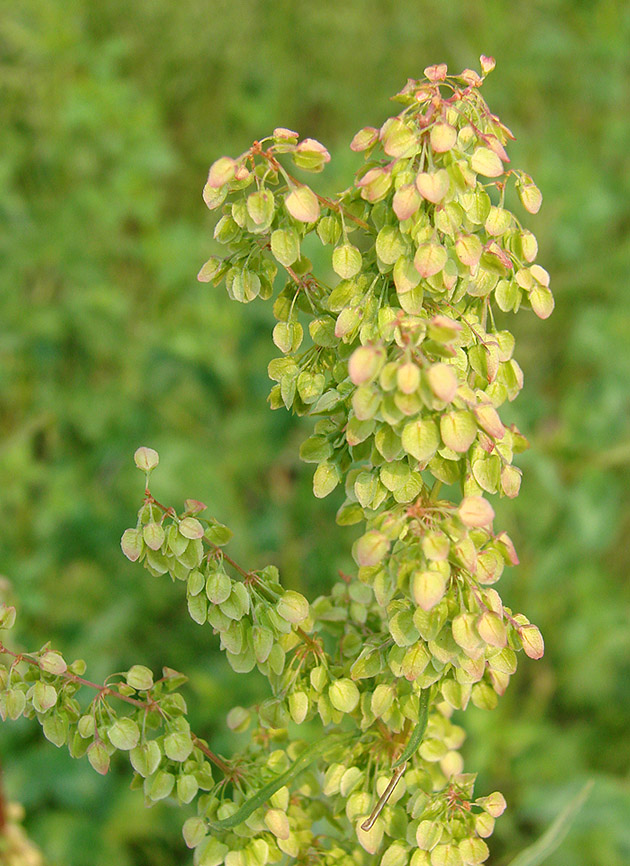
top-left (273, 321), bottom-right (303, 354)
top-left (246, 188), bottom-right (275, 225)
top-left (381, 118), bottom-right (419, 158)
top-left (130, 741), bottom-right (161, 777)
top-left (164, 731), bottom-right (194, 762)
top-left (440, 410), bottom-right (477, 452)
top-left (507, 782), bottom-right (594, 866)
top-left (87, 742), bottom-right (110, 775)
top-left (179, 517), bottom-right (204, 539)
top-left (43, 715), bottom-right (68, 748)
top-left (517, 179), bottom-right (543, 214)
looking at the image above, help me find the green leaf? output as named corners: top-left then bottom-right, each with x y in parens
top-left (183, 816), bottom-right (207, 849)
top-left (39, 651), bottom-right (67, 675)
top-left (204, 521), bottom-right (233, 546)
top-left (376, 226), bottom-right (407, 265)
top-left (32, 682), bottom-right (57, 713)
top-left (121, 528), bottom-right (144, 562)
top-left (276, 590), bottom-right (309, 624)
top-left (206, 570), bottom-right (231, 604)
top-left (187, 593), bottom-right (207, 625)
top-left (273, 321), bottom-right (303, 354)
top-left (299, 436), bottom-right (333, 463)
top-left (179, 517), bottom-right (204, 539)
top-left (507, 783), bottom-right (594, 866)
top-left (328, 678), bottom-right (360, 713)
top-left (440, 411), bottom-right (477, 452)
top-left (246, 188), bottom-right (275, 225)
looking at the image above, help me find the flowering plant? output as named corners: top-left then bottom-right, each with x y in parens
top-left (0, 57), bottom-right (552, 866)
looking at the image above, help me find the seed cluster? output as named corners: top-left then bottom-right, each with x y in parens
top-left (0, 57), bottom-right (550, 866)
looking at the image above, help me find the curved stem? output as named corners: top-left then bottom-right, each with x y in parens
top-left (0, 642), bottom-right (231, 775)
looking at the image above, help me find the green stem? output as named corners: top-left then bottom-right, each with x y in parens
top-left (207, 734), bottom-right (353, 831)
top-left (393, 687), bottom-right (431, 768)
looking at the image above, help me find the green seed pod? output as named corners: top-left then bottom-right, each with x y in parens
top-left (31, 681), bottom-right (57, 713)
top-left (121, 528), bottom-right (144, 562)
top-left (130, 741), bottom-right (161, 778)
top-left (108, 717), bottom-right (140, 751)
top-left (134, 446), bottom-right (159, 472)
top-left (87, 741), bottom-right (110, 775)
top-left (182, 816), bottom-right (207, 849)
top-left (276, 590), bottom-right (309, 624)
top-left (148, 770), bottom-right (175, 801)
top-left (328, 678), bottom-right (360, 713)
top-left (354, 530), bottom-right (390, 568)
top-left (125, 665), bottom-right (154, 691)
top-left (39, 651), bottom-right (67, 675)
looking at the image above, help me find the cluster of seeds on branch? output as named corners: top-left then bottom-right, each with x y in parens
top-left (0, 606), bottom-right (219, 810)
top-left (0, 57), bottom-right (552, 866)
top-left (191, 56), bottom-right (552, 864)
top-left (121, 448), bottom-right (313, 688)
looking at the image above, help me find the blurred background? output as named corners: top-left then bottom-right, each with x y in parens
top-left (1, 0), bottom-right (629, 864)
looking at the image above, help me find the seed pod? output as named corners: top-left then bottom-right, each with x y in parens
top-left (134, 446), bottom-right (159, 472)
top-left (329, 678), bottom-right (360, 713)
top-left (276, 590), bottom-right (309, 624)
top-left (354, 530), bottom-right (390, 567)
top-left (348, 345), bottom-right (385, 385)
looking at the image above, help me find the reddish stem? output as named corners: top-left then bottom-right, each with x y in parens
top-left (0, 642), bottom-right (231, 775)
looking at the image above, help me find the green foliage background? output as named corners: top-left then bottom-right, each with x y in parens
top-left (1, 1), bottom-right (629, 864)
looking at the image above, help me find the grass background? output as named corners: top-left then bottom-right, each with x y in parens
top-left (1, 1), bottom-right (629, 863)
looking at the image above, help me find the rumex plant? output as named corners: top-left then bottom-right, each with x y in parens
top-left (0, 57), bottom-right (551, 866)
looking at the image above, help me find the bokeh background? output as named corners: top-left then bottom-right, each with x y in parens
top-left (1, 1), bottom-right (629, 864)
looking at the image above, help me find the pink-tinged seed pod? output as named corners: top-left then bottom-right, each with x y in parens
top-left (458, 496), bottom-right (495, 528)
top-left (206, 156), bottom-right (236, 188)
top-left (424, 63), bottom-right (448, 82)
top-left (350, 126), bottom-right (378, 152)
top-left (348, 345), bottom-right (385, 385)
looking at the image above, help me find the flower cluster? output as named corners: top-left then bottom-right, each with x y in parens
top-left (0, 57), bottom-right (550, 866)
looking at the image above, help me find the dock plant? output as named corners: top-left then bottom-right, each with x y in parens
top-left (0, 57), bottom-right (552, 866)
